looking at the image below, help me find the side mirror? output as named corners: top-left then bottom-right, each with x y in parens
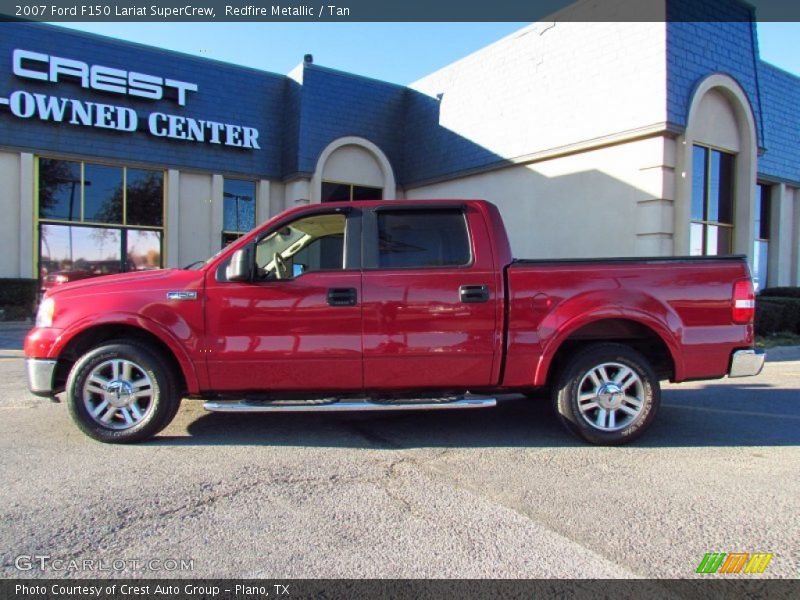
top-left (226, 247), bottom-right (252, 282)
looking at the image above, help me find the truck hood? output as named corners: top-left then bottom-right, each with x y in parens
top-left (46, 268), bottom-right (198, 297)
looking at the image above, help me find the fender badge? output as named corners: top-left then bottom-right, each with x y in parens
top-left (167, 291), bottom-right (198, 301)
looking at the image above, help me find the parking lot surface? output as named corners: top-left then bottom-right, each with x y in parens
top-left (0, 331), bottom-right (798, 579)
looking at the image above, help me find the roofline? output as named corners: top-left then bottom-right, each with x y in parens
top-left (303, 63), bottom-right (409, 91)
top-left (758, 58), bottom-right (800, 81)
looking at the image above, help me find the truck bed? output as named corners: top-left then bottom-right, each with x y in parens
top-left (502, 254), bottom-right (752, 387)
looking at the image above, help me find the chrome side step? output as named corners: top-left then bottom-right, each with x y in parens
top-left (203, 397), bottom-right (497, 413)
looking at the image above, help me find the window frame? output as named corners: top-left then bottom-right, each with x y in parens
top-left (35, 156), bottom-right (166, 281)
top-left (690, 144), bottom-right (736, 256)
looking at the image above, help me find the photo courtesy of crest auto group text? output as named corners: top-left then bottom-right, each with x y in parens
top-left (0, 0), bottom-right (799, 596)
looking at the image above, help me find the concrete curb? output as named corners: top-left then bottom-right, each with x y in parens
top-left (0, 320), bottom-right (31, 330)
top-left (763, 345), bottom-right (800, 362)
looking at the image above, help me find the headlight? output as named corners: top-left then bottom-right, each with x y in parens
top-left (35, 297), bottom-right (55, 328)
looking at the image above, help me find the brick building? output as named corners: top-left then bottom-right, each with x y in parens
top-left (1, 0), bottom-right (799, 290)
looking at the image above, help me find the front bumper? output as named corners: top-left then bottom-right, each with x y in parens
top-left (728, 349), bottom-right (766, 378)
top-left (25, 358), bottom-right (58, 396)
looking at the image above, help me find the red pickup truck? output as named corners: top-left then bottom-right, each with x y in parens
top-left (25, 200), bottom-right (764, 445)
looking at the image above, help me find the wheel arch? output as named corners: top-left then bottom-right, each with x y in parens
top-left (53, 319), bottom-right (197, 395)
top-left (536, 315), bottom-right (683, 387)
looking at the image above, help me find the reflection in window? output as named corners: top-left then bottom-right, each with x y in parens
top-left (38, 159), bottom-right (82, 221)
top-left (222, 179), bottom-right (256, 245)
top-left (37, 157), bottom-right (165, 288)
top-left (40, 224), bottom-right (122, 276)
top-left (126, 169), bottom-right (164, 227)
top-left (690, 145), bottom-right (735, 256)
top-left (127, 230), bottom-right (162, 271)
top-left (84, 163), bottom-right (123, 223)
top-left (753, 183), bottom-right (771, 290)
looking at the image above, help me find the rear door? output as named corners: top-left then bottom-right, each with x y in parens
top-left (360, 205), bottom-right (499, 390)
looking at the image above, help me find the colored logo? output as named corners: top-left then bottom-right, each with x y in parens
top-left (696, 552), bottom-right (773, 574)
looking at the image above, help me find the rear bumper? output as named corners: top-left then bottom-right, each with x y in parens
top-left (728, 349), bottom-right (766, 378)
top-left (26, 358), bottom-right (58, 397)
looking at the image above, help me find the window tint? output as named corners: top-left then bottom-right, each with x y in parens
top-left (377, 210), bottom-right (470, 269)
top-left (352, 185), bottom-right (382, 201)
top-left (708, 150), bottom-right (734, 224)
top-left (321, 181), bottom-right (383, 202)
top-left (321, 182), bottom-right (351, 202)
top-left (126, 169), bottom-right (164, 227)
top-left (84, 163), bottom-right (123, 223)
top-left (39, 159), bottom-right (82, 221)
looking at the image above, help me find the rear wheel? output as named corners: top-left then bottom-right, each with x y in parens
top-left (66, 341), bottom-right (180, 443)
top-left (552, 343), bottom-right (659, 445)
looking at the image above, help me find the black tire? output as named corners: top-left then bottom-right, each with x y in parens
top-left (552, 343), bottom-right (660, 445)
top-left (66, 340), bottom-right (180, 443)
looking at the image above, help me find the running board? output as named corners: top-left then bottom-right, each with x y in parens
top-left (203, 397), bottom-right (497, 413)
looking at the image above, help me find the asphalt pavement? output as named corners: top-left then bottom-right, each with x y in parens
top-left (0, 322), bottom-right (798, 579)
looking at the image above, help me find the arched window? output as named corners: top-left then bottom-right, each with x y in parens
top-left (312, 137), bottom-right (396, 204)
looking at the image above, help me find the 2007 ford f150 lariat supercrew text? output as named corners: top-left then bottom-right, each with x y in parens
top-left (24, 200), bottom-right (765, 445)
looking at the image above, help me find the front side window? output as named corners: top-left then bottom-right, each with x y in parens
top-left (690, 146), bottom-right (735, 256)
top-left (753, 183), bottom-right (771, 290)
top-left (255, 213), bottom-right (346, 279)
top-left (222, 179), bottom-right (257, 246)
top-left (37, 158), bottom-right (164, 287)
top-left (376, 209), bottom-right (471, 269)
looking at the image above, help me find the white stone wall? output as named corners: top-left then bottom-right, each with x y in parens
top-left (406, 136), bottom-right (673, 259)
top-left (0, 150), bottom-right (22, 277)
top-left (411, 18), bottom-right (668, 162)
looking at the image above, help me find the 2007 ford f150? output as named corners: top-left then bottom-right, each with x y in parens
top-left (25, 200), bottom-right (765, 445)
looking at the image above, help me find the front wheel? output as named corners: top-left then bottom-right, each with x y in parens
top-left (552, 343), bottom-right (660, 445)
top-left (66, 341), bottom-right (180, 443)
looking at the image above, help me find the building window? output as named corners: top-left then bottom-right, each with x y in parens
top-left (321, 181), bottom-right (382, 202)
top-left (690, 145), bottom-right (735, 256)
top-left (222, 178), bottom-right (256, 246)
top-left (37, 158), bottom-right (164, 289)
top-left (753, 183), bottom-right (771, 290)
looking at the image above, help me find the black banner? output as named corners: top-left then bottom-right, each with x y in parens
top-left (2, 579), bottom-right (800, 600)
top-left (2, 0), bottom-right (800, 22)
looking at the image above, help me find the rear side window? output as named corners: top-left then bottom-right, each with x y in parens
top-left (377, 209), bottom-right (471, 269)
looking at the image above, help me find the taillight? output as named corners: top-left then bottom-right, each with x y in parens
top-left (732, 278), bottom-right (755, 324)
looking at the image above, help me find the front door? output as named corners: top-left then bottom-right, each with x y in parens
top-left (204, 209), bottom-right (363, 393)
